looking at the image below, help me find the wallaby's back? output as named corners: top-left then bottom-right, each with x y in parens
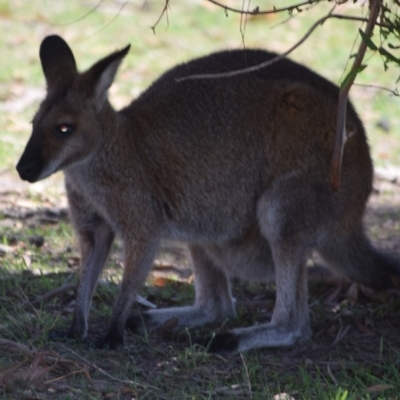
top-left (122, 49), bottom-right (373, 235)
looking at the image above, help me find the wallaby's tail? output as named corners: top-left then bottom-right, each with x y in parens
top-left (318, 228), bottom-right (400, 290)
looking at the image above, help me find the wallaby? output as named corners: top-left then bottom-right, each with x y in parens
top-left (16, 35), bottom-right (400, 352)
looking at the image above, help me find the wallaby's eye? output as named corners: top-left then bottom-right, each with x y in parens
top-left (54, 124), bottom-right (75, 138)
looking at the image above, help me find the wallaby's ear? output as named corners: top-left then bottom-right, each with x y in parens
top-left (40, 35), bottom-right (77, 90)
top-left (79, 44), bottom-right (131, 111)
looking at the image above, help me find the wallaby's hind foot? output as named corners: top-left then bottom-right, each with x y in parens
top-left (125, 307), bottom-right (212, 335)
top-left (202, 321), bottom-right (313, 354)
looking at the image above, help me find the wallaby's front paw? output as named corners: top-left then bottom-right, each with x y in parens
top-left (197, 332), bottom-right (239, 354)
top-left (125, 312), bottom-right (150, 334)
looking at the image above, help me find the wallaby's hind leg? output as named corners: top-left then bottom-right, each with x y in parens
top-left (49, 183), bottom-right (114, 342)
top-left (207, 176), bottom-right (328, 353)
top-left (126, 244), bottom-right (236, 335)
top-left (318, 227), bottom-right (400, 290)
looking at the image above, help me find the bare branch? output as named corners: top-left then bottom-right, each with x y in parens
top-left (0, 339), bottom-right (34, 357)
top-left (353, 82), bottom-right (399, 96)
top-left (177, 12), bottom-right (373, 83)
top-left (151, 0), bottom-right (170, 34)
top-left (89, 0), bottom-right (129, 35)
top-left (50, 0), bottom-right (105, 25)
top-left (330, 0), bottom-right (381, 191)
top-left (30, 283), bottom-right (76, 306)
top-left (239, 0), bottom-right (251, 48)
top-left (56, 343), bottom-right (162, 391)
top-left (206, 0), bottom-right (322, 15)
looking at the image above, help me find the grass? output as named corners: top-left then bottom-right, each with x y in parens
top-left (1, 0), bottom-right (400, 399)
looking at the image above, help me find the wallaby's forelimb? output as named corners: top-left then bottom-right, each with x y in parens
top-left (96, 238), bottom-right (159, 348)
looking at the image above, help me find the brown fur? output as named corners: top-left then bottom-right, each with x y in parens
top-left (16, 35), bottom-right (400, 352)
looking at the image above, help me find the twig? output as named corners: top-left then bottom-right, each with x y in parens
top-left (327, 364), bottom-right (338, 385)
top-left (330, 0), bottom-right (381, 191)
top-left (50, 0), bottom-right (105, 25)
top-left (31, 283), bottom-right (76, 306)
top-left (151, 0), bottom-right (170, 34)
top-left (176, 12), bottom-right (383, 83)
top-left (331, 324), bottom-right (351, 346)
top-left (353, 82), bottom-right (399, 95)
top-left (206, 0), bottom-right (322, 15)
top-left (240, 353), bottom-right (253, 397)
top-left (0, 339), bottom-right (34, 357)
top-left (89, 0), bottom-right (129, 36)
top-left (207, 0), bottom-right (390, 29)
top-left (239, 0), bottom-right (250, 48)
top-left (56, 343), bottom-right (161, 391)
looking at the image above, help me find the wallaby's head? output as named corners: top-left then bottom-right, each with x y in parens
top-left (16, 35), bottom-right (130, 183)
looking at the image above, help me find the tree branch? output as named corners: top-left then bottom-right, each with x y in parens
top-left (330, 0), bottom-right (381, 191)
top-left (206, 0), bottom-right (322, 15)
top-left (151, 0), bottom-right (170, 34)
top-left (177, 12), bottom-right (378, 83)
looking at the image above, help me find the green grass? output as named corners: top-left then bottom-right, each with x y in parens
top-left (1, 1), bottom-right (400, 399)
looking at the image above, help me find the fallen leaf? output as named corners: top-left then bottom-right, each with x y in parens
top-left (346, 283), bottom-right (359, 306)
top-left (153, 277), bottom-right (174, 287)
top-left (358, 285), bottom-right (379, 301)
top-left (366, 384), bottom-right (394, 393)
top-left (104, 392), bottom-right (118, 398)
top-left (325, 286), bottom-right (342, 304)
top-left (353, 317), bottom-right (369, 333)
top-left (121, 385), bottom-right (137, 395)
top-left (274, 393), bottom-right (295, 400)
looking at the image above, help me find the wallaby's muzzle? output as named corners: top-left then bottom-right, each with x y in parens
top-left (16, 136), bottom-right (44, 183)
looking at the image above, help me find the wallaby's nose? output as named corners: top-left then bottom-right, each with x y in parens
top-left (16, 160), bottom-right (36, 182)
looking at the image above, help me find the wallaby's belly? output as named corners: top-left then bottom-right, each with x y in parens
top-left (204, 224), bottom-right (275, 282)
top-left (162, 188), bottom-right (260, 243)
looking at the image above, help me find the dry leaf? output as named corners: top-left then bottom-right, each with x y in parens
top-left (0, 353), bottom-right (53, 391)
top-left (121, 385), bottom-right (137, 395)
top-left (104, 392), bottom-right (118, 399)
top-left (274, 393), bottom-right (295, 400)
top-left (358, 285), bottom-right (379, 301)
top-left (346, 283), bottom-right (359, 306)
top-left (0, 339), bottom-right (33, 356)
top-left (366, 384), bottom-right (394, 393)
top-left (353, 317), bottom-right (369, 333)
top-left (22, 252), bottom-right (32, 268)
top-left (325, 286), bottom-right (342, 304)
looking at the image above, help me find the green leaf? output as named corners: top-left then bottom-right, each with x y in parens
top-left (359, 29), bottom-right (378, 51)
top-left (379, 47), bottom-right (400, 66)
top-left (340, 64), bottom-right (367, 89)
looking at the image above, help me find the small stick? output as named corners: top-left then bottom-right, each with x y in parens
top-left (0, 339), bottom-right (34, 357)
top-left (56, 343), bottom-right (162, 391)
top-left (31, 283), bottom-right (76, 306)
top-left (240, 353), bottom-right (253, 397)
